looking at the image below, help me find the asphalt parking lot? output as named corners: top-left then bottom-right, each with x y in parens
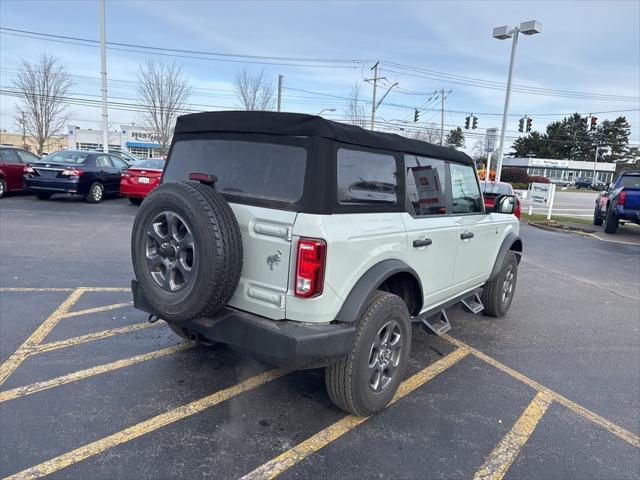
top-left (1, 194), bottom-right (639, 480)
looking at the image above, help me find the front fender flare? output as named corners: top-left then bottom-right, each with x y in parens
top-left (333, 259), bottom-right (422, 324)
top-left (488, 232), bottom-right (522, 281)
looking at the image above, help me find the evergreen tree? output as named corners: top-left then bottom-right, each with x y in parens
top-left (445, 127), bottom-right (465, 148)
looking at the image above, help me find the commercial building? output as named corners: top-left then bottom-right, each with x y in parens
top-left (502, 157), bottom-right (616, 184)
top-left (67, 124), bottom-right (162, 158)
top-left (0, 131), bottom-right (67, 155)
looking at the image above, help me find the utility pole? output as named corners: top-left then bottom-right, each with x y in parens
top-left (367, 61), bottom-right (380, 130)
top-left (277, 74), bottom-right (283, 112)
top-left (438, 89), bottom-right (452, 146)
top-left (99, 0), bottom-right (109, 153)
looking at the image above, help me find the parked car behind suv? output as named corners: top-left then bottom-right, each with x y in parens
top-left (594, 170), bottom-right (640, 233)
top-left (480, 181), bottom-right (521, 218)
top-left (130, 112), bottom-right (522, 416)
top-left (120, 158), bottom-right (165, 204)
top-left (24, 150), bottom-right (130, 202)
top-left (0, 146), bottom-right (39, 198)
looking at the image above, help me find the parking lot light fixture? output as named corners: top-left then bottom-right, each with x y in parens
top-left (316, 108), bottom-right (336, 116)
top-left (493, 20), bottom-right (542, 182)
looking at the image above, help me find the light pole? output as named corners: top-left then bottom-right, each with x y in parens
top-left (316, 108), bottom-right (336, 116)
top-left (492, 20), bottom-right (542, 182)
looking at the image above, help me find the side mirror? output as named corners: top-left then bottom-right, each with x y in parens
top-left (493, 194), bottom-right (517, 214)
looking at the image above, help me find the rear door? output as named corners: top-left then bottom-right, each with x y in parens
top-left (402, 155), bottom-right (458, 306)
top-left (95, 154), bottom-right (119, 193)
top-left (449, 162), bottom-right (498, 293)
top-left (0, 149), bottom-right (26, 191)
top-left (162, 137), bottom-right (306, 320)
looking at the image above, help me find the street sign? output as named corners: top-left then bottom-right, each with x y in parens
top-left (484, 128), bottom-right (498, 153)
top-left (528, 182), bottom-right (556, 220)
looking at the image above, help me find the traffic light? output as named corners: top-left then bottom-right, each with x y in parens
top-left (414, 108), bottom-right (420, 123)
top-left (465, 115), bottom-right (471, 129)
top-left (472, 116), bottom-right (478, 129)
top-left (518, 117), bottom-right (525, 132)
top-left (590, 116), bottom-right (598, 131)
top-left (526, 117), bottom-right (533, 132)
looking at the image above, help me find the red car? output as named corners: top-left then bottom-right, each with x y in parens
top-left (0, 146), bottom-right (40, 198)
top-left (120, 158), bottom-right (164, 205)
top-left (480, 181), bottom-right (521, 219)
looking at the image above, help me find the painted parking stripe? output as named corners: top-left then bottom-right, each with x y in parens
top-left (60, 302), bottom-right (132, 319)
top-left (32, 321), bottom-right (161, 355)
top-left (0, 289), bottom-right (84, 386)
top-left (241, 348), bottom-right (469, 480)
top-left (0, 288), bottom-right (75, 292)
top-left (443, 334), bottom-right (640, 449)
top-left (4, 368), bottom-right (286, 480)
top-left (0, 343), bottom-right (192, 403)
top-left (473, 391), bottom-right (553, 480)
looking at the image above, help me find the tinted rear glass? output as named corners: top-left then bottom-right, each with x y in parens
top-left (619, 175), bottom-right (640, 189)
top-left (163, 140), bottom-right (306, 202)
top-left (135, 159), bottom-right (165, 170)
top-left (337, 148), bottom-right (397, 205)
top-left (480, 182), bottom-right (512, 195)
top-left (39, 151), bottom-right (89, 165)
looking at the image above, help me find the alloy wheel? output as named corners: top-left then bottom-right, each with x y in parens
top-left (145, 210), bottom-right (195, 292)
top-left (502, 264), bottom-right (515, 304)
top-left (368, 319), bottom-right (403, 393)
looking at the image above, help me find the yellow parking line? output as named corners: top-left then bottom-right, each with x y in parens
top-left (5, 368), bottom-right (286, 480)
top-left (0, 343), bottom-right (192, 403)
top-left (473, 391), bottom-right (553, 480)
top-left (443, 334), bottom-right (640, 449)
top-left (32, 322), bottom-right (161, 355)
top-left (79, 287), bottom-right (130, 292)
top-left (241, 348), bottom-right (469, 480)
top-left (0, 288), bottom-right (75, 292)
top-left (61, 302), bottom-right (133, 319)
top-left (0, 289), bottom-right (84, 386)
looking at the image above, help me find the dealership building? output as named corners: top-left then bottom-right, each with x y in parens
top-left (501, 157), bottom-right (617, 184)
top-left (67, 124), bottom-right (162, 158)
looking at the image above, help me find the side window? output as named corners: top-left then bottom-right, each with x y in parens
top-left (337, 148), bottom-right (397, 205)
top-left (96, 155), bottom-right (113, 168)
top-left (0, 149), bottom-right (20, 164)
top-left (16, 150), bottom-right (39, 164)
top-left (405, 155), bottom-right (448, 216)
top-left (110, 156), bottom-right (128, 169)
top-left (450, 163), bottom-right (483, 214)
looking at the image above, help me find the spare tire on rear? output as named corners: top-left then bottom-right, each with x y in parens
top-left (131, 181), bottom-right (242, 323)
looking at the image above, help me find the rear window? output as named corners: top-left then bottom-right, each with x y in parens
top-left (619, 175), bottom-right (640, 189)
top-left (135, 159), bottom-right (165, 170)
top-left (39, 151), bottom-right (89, 165)
top-left (480, 182), bottom-right (512, 195)
top-left (163, 140), bottom-right (306, 202)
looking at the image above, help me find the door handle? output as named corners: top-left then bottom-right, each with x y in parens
top-left (413, 238), bottom-right (433, 248)
top-left (460, 232), bottom-right (474, 240)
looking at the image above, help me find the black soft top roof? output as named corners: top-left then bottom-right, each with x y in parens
top-left (174, 111), bottom-right (473, 166)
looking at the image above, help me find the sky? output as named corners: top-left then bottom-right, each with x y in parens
top-left (1, 0), bottom-right (639, 157)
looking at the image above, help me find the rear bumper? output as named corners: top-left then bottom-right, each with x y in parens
top-left (132, 280), bottom-right (356, 369)
top-left (24, 177), bottom-right (87, 194)
top-left (120, 180), bottom-right (155, 198)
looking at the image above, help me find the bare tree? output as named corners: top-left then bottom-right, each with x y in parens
top-left (343, 83), bottom-right (367, 128)
top-left (12, 55), bottom-right (73, 156)
top-left (411, 122), bottom-right (441, 145)
top-left (137, 60), bottom-right (192, 154)
top-left (234, 68), bottom-right (274, 111)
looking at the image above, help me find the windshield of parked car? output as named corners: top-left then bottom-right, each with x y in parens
top-left (39, 151), bottom-right (89, 165)
top-left (480, 181), bottom-right (512, 195)
top-left (133, 159), bottom-right (165, 170)
top-left (619, 175), bottom-right (640, 189)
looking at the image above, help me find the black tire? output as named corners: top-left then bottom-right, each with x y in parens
top-left (593, 205), bottom-right (603, 226)
top-left (482, 251), bottom-right (518, 317)
top-left (129, 197), bottom-right (143, 205)
top-left (131, 182), bottom-right (242, 323)
top-left (0, 179), bottom-right (6, 198)
top-left (603, 207), bottom-right (619, 234)
top-left (325, 291), bottom-right (411, 416)
top-left (86, 182), bottom-right (104, 203)
top-left (35, 192), bottom-right (52, 200)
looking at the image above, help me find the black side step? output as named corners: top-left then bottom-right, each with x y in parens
top-left (461, 292), bottom-right (484, 314)
top-left (421, 309), bottom-right (451, 336)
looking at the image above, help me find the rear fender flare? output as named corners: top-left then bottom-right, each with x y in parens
top-left (334, 259), bottom-right (422, 324)
top-left (488, 232), bottom-right (522, 281)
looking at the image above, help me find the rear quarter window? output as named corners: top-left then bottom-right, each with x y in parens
top-left (163, 139), bottom-right (306, 202)
top-left (337, 148), bottom-right (397, 205)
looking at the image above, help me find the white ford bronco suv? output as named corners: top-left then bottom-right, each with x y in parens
top-left (131, 111), bottom-right (522, 416)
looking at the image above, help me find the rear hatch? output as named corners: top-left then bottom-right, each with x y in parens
top-left (162, 137), bottom-right (307, 320)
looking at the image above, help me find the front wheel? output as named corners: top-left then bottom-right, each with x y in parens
top-left (0, 179), bottom-right (6, 198)
top-left (482, 251), bottom-right (518, 317)
top-left (325, 291), bottom-right (411, 416)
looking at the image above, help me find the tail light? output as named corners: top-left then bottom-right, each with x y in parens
top-left (62, 168), bottom-right (83, 177)
top-left (23, 166), bottom-right (35, 174)
top-left (515, 198), bottom-right (522, 219)
top-left (295, 238), bottom-right (326, 298)
top-left (122, 171), bottom-right (132, 177)
top-left (619, 191), bottom-right (626, 206)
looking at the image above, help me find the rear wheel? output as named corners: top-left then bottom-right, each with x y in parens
top-left (593, 205), bottom-right (603, 225)
top-left (325, 291), bottom-right (411, 416)
top-left (129, 197), bottom-right (143, 205)
top-left (482, 251), bottom-right (518, 317)
top-left (35, 192), bottom-right (52, 200)
top-left (86, 182), bottom-right (104, 203)
top-left (603, 207), bottom-right (619, 234)
top-left (0, 179), bottom-right (6, 198)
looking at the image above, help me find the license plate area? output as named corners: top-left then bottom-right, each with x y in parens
top-left (138, 177), bottom-right (150, 184)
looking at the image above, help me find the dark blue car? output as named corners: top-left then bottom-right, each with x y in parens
top-left (24, 150), bottom-right (130, 203)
